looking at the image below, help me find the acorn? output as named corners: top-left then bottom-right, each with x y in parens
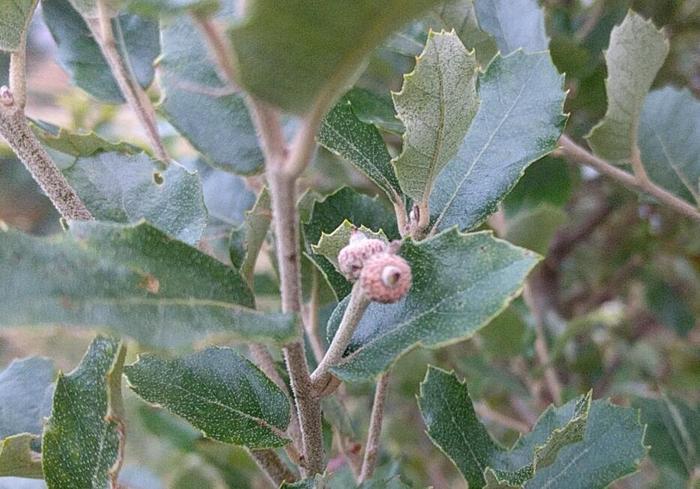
top-left (359, 252), bottom-right (412, 304)
top-left (337, 229), bottom-right (387, 281)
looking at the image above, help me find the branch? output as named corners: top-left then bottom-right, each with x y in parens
top-left (87, 1), bottom-right (168, 162)
top-left (558, 135), bottom-right (700, 222)
top-left (192, 14), bottom-right (324, 475)
top-left (9, 36), bottom-right (27, 109)
top-left (310, 282), bottom-right (371, 389)
top-left (359, 372), bottom-right (390, 483)
top-left (0, 91), bottom-right (93, 221)
top-left (250, 449), bottom-right (298, 487)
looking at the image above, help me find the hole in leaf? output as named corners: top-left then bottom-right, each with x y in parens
top-left (153, 172), bottom-right (164, 185)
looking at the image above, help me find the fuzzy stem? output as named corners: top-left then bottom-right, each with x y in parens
top-left (359, 372), bottom-right (390, 483)
top-left (558, 135), bottom-right (700, 222)
top-left (0, 100), bottom-right (93, 221)
top-left (190, 13), bottom-right (324, 475)
top-left (311, 282), bottom-right (371, 387)
top-left (9, 36), bottom-right (27, 109)
top-left (305, 268), bottom-right (326, 364)
top-left (87, 1), bottom-right (168, 162)
top-left (250, 449), bottom-right (298, 487)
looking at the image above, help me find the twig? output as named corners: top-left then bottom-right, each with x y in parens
top-left (523, 279), bottom-right (564, 405)
top-left (250, 449), bottom-right (298, 487)
top-left (87, 1), bottom-right (168, 162)
top-left (249, 344), bottom-right (303, 463)
top-left (359, 372), bottom-right (390, 482)
top-left (192, 13), bottom-right (324, 475)
top-left (310, 282), bottom-right (371, 388)
top-left (9, 36), bottom-right (27, 109)
top-left (0, 92), bottom-right (93, 221)
top-left (305, 268), bottom-right (326, 364)
top-left (474, 402), bottom-right (530, 433)
top-left (558, 135), bottom-right (700, 222)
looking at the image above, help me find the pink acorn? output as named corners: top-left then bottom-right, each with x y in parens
top-left (337, 229), bottom-right (387, 281)
top-left (359, 252), bottom-right (412, 304)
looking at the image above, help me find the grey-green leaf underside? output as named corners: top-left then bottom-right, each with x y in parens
top-left (393, 30), bottom-right (479, 205)
top-left (430, 50), bottom-right (567, 232)
top-left (474, 0), bottom-right (548, 55)
top-left (586, 11), bottom-right (669, 165)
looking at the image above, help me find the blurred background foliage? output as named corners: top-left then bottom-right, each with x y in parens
top-left (0, 0), bottom-right (699, 488)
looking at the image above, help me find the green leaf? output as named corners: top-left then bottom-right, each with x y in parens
top-left (393, 30), bottom-right (479, 206)
top-left (504, 205), bottom-right (567, 255)
top-left (42, 0), bottom-right (159, 103)
top-left (0, 434), bottom-right (42, 478)
top-left (281, 475), bottom-right (326, 488)
top-left (125, 347), bottom-right (291, 448)
top-left (62, 152), bottom-right (208, 245)
top-left (644, 276), bottom-right (695, 337)
top-left (430, 50), bottom-right (566, 232)
top-left (0, 222), bottom-right (297, 347)
top-left (474, 0), bottom-right (548, 55)
top-left (0, 0), bottom-right (37, 51)
top-left (32, 122), bottom-right (139, 158)
top-left (318, 98), bottom-right (403, 203)
top-left (633, 395), bottom-right (699, 482)
top-left (327, 229), bottom-right (539, 382)
top-left (0, 357), bottom-right (55, 439)
top-left (418, 367), bottom-right (591, 488)
top-left (585, 11), bottom-right (669, 165)
top-left (229, 187), bottom-right (272, 282)
top-left (638, 87), bottom-right (700, 205)
top-left (312, 221), bottom-right (387, 274)
top-left (160, 16), bottom-right (263, 175)
top-left (228, 0), bottom-right (442, 113)
top-left (345, 88), bottom-right (404, 134)
top-left (303, 187), bottom-right (399, 299)
top-left (127, 0), bottom-right (219, 18)
top-left (43, 336), bottom-right (126, 489)
top-left (524, 402), bottom-right (647, 488)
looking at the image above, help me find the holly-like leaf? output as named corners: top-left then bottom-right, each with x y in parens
top-left (430, 50), bottom-right (566, 232)
top-left (474, 0), bottom-right (548, 55)
top-left (318, 98), bottom-right (403, 203)
top-left (418, 367), bottom-right (591, 488)
top-left (393, 30), bottom-right (478, 207)
top-left (303, 187), bottom-right (399, 299)
top-left (524, 402), bottom-right (647, 488)
top-left (124, 347), bottom-right (291, 448)
top-left (42, 336), bottom-right (126, 489)
top-left (633, 395), bottom-right (699, 483)
top-left (638, 87), bottom-right (700, 205)
top-left (312, 221), bottom-right (387, 273)
top-left (0, 434), bottom-right (42, 478)
top-left (64, 152), bottom-right (207, 245)
top-left (160, 16), bottom-right (263, 175)
top-left (0, 357), bottom-right (55, 439)
top-left (42, 0), bottom-right (159, 103)
top-left (585, 12), bottom-right (669, 165)
top-left (228, 0), bottom-right (442, 113)
top-left (32, 122), bottom-right (139, 158)
top-left (229, 187), bottom-right (272, 283)
top-left (0, 222), bottom-right (297, 347)
top-left (327, 229), bottom-right (539, 382)
top-left (0, 0), bottom-right (37, 52)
